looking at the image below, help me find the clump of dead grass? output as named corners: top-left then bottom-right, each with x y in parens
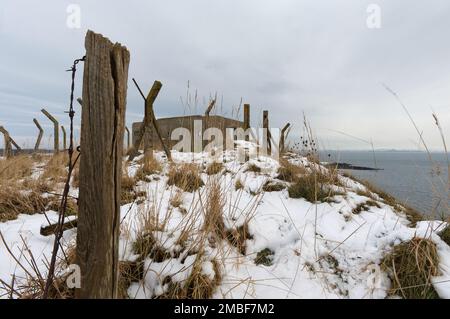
top-left (136, 157), bottom-right (162, 182)
top-left (226, 223), bottom-right (252, 255)
top-left (121, 170), bottom-right (147, 205)
top-left (169, 189), bottom-right (183, 208)
top-left (288, 169), bottom-right (342, 203)
top-left (254, 248), bottom-right (274, 266)
top-left (158, 255), bottom-right (221, 299)
top-left (133, 232), bottom-right (171, 263)
top-left (245, 163), bottom-right (261, 173)
top-left (0, 184), bottom-right (52, 222)
top-left (235, 178), bottom-right (244, 191)
top-left (352, 200), bottom-right (381, 215)
top-left (381, 237), bottom-right (440, 299)
top-left (205, 162), bottom-right (223, 175)
top-left (262, 180), bottom-right (286, 192)
top-left (439, 227), bottom-right (450, 246)
top-left (203, 177), bottom-right (225, 239)
top-left (167, 163), bottom-right (204, 192)
top-left (276, 159), bottom-right (305, 182)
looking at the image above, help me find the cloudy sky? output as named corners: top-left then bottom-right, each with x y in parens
top-left (0, 0), bottom-right (449, 150)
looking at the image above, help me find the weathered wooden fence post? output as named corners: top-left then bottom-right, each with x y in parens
top-left (243, 103), bottom-right (250, 160)
top-left (129, 80), bottom-right (171, 161)
top-left (125, 126), bottom-right (130, 151)
top-left (0, 126), bottom-right (12, 158)
top-left (33, 119), bottom-right (44, 151)
top-left (244, 104), bottom-right (250, 138)
top-left (204, 98), bottom-right (217, 116)
top-left (75, 30), bottom-right (130, 299)
top-left (41, 109), bottom-right (59, 154)
top-left (263, 110), bottom-right (271, 155)
top-left (61, 126), bottom-right (67, 150)
top-left (280, 123), bottom-right (291, 153)
top-left (0, 126), bottom-right (21, 157)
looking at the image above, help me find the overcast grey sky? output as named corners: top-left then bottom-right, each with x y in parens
top-left (0, 0), bottom-right (449, 150)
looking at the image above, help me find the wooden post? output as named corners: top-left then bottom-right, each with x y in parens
top-left (0, 126), bottom-right (12, 158)
top-left (129, 80), bottom-right (171, 161)
top-left (0, 126), bottom-right (21, 157)
top-left (143, 97), bottom-right (154, 163)
top-left (61, 126), bottom-right (67, 150)
top-left (125, 126), bottom-right (130, 151)
top-left (280, 123), bottom-right (291, 153)
top-left (33, 119), bottom-right (44, 151)
top-left (244, 104), bottom-right (250, 137)
top-left (243, 104), bottom-right (250, 161)
top-left (41, 109), bottom-right (59, 154)
top-left (204, 98), bottom-right (217, 116)
top-left (75, 30), bottom-right (130, 299)
top-left (263, 110), bottom-right (271, 155)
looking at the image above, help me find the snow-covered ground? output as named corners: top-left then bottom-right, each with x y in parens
top-left (1, 150), bottom-right (449, 299)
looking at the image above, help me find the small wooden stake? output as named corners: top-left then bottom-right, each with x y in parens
top-left (244, 104), bottom-right (250, 136)
top-left (125, 126), bottom-right (130, 151)
top-left (204, 97), bottom-right (217, 116)
top-left (61, 125), bottom-right (67, 150)
top-left (0, 126), bottom-right (12, 158)
top-left (263, 110), bottom-right (271, 155)
top-left (280, 123), bottom-right (291, 153)
top-left (0, 126), bottom-right (21, 157)
top-left (33, 118), bottom-right (44, 151)
top-left (41, 109), bottom-right (59, 154)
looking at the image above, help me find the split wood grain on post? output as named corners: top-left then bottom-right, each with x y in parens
top-left (75, 30), bottom-right (130, 299)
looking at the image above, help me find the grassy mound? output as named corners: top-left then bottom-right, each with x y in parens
top-left (382, 237), bottom-right (440, 299)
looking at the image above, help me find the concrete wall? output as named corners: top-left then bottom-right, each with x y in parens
top-left (132, 115), bottom-right (244, 152)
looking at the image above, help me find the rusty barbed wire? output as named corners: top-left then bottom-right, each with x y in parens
top-left (43, 55), bottom-right (85, 299)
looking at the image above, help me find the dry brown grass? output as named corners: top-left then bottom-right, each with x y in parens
top-left (287, 168), bottom-right (342, 203)
top-left (245, 163), bottom-right (261, 173)
top-left (0, 155), bottom-right (34, 181)
top-left (136, 157), bottom-right (162, 182)
top-left (235, 178), bottom-right (244, 191)
top-left (226, 223), bottom-right (252, 255)
top-left (0, 154), bottom-right (70, 222)
top-left (154, 243), bottom-right (223, 298)
top-left (169, 189), bottom-right (183, 208)
top-left (41, 153), bottom-right (68, 183)
top-left (276, 158), bottom-right (305, 182)
top-left (254, 248), bottom-right (274, 266)
top-left (205, 162), bottom-right (223, 175)
top-left (262, 180), bottom-right (286, 192)
top-left (382, 237), bottom-right (440, 299)
top-left (158, 255), bottom-right (221, 299)
top-left (0, 186), bottom-right (48, 222)
top-left (167, 163), bottom-right (204, 192)
top-left (118, 261), bottom-right (145, 298)
top-left (120, 169), bottom-right (147, 205)
top-left (133, 232), bottom-right (171, 263)
top-left (71, 165), bottom-right (79, 188)
top-left (439, 227), bottom-right (450, 246)
top-left (203, 177), bottom-right (225, 239)
top-left (351, 200), bottom-right (381, 215)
